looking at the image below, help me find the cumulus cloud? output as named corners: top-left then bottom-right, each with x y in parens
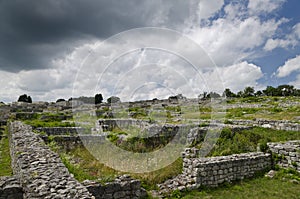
top-left (0, 0), bottom-right (297, 102)
top-left (248, 0), bottom-right (286, 15)
top-left (204, 61), bottom-right (264, 93)
top-left (189, 14), bottom-right (286, 66)
top-left (0, 0), bottom-right (199, 72)
top-left (198, 0), bottom-right (224, 20)
top-left (264, 22), bottom-right (300, 51)
top-left (276, 55), bottom-right (300, 78)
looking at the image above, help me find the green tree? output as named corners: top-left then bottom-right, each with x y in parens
top-left (243, 87), bottom-right (255, 97)
top-left (56, 98), bottom-right (65, 103)
top-left (107, 96), bottom-right (121, 103)
top-left (263, 86), bottom-right (277, 96)
top-left (95, 93), bottom-right (103, 104)
top-left (223, 88), bottom-right (236, 97)
top-left (17, 94), bottom-right (32, 103)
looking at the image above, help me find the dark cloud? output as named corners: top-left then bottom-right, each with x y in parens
top-left (0, 0), bottom-right (197, 72)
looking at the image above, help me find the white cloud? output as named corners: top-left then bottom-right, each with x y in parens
top-left (276, 55), bottom-right (300, 77)
top-left (248, 0), bottom-right (286, 15)
top-left (207, 61), bottom-right (264, 92)
top-left (198, 0), bottom-right (224, 20)
top-left (1, 1), bottom-right (295, 102)
top-left (290, 74), bottom-right (300, 88)
top-left (188, 16), bottom-right (284, 66)
top-left (264, 22), bottom-right (300, 51)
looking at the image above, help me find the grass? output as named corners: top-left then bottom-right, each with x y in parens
top-left (49, 144), bottom-right (182, 189)
top-left (202, 127), bottom-right (300, 156)
top-left (0, 126), bottom-right (12, 176)
top-left (177, 169), bottom-right (300, 199)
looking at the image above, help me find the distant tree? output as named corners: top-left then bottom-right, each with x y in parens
top-left (236, 91), bottom-right (243, 98)
top-left (17, 94), bottom-right (32, 103)
top-left (263, 86), bottom-right (277, 96)
top-left (243, 87), bottom-right (255, 97)
top-left (56, 98), bottom-right (66, 103)
top-left (95, 93), bottom-right (103, 104)
top-left (107, 96), bottom-right (121, 103)
top-left (223, 88), bottom-right (236, 97)
top-left (207, 92), bottom-right (221, 98)
top-left (255, 90), bottom-right (263, 96)
top-left (277, 84), bottom-right (295, 96)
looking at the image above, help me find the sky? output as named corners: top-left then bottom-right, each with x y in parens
top-left (0, 0), bottom-right (300, 103)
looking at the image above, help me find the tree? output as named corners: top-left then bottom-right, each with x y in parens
top-left (243, 87), bottom-right (255, 97)
top-left (263, 86), bottom-right (278, 96)
top-left (255, 90), bottom-right (263, 96)
top-left (207, 92), bottom-right (221, 98)
top-left (95, 93), bottom-right (103, 104)
top-left (223, 88), bottom-right (236, 97)
top-left (107, 96), bottom-right (121, 103)
top-left (56, 98), bottom-right (65, 103)
top-left (17, 94), bottom-right (32, 103)
top-left (277, 84), bottom-right (295, 96)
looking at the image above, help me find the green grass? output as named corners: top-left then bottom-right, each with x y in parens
top-left (177, 169), bottom-right (300, 199)
top-left (0, 126), bottom-right (12, 176)
top-left (202, 127), bottom-right (300, 156)
top-left (52, 145), bottom-right (182, 189)
top-left (23, 120), bottom-right (75, 127)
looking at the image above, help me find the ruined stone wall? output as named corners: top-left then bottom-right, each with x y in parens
top-left (187, 125), bottom-right (253, 145)
top-left (36, 127), bottom-right (86, 135)
top-left (83, 175), bottom-right (147, 199)
top-left (158, 148), bottom-right (272, 195)
top-left (9, 121), bottom-right (93, 199)
top-left (227, 119), bottom-right (300, 131)
top-left (268, 140), bottom-right (300, 172)
top-left (97, 119), bottom-right (150, 132)
top-left (0, 176), bottom-right (23, 199)
top-left (6, 122), bottom-right (148, 199)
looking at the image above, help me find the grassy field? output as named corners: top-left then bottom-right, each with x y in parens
top-left (0, 126), bottom-right (12, 176)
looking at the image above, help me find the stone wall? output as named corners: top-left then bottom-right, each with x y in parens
top-left (268, 140), bottom-right (300, 172)
top-left (40, 135), bottom-right (107, 151)
top-left (97, 119), bottom-right (151, 132)
top-left (187, 125), bottom-right (253, 145)
top-left (0, 176), bottom-right (23, 199)
top-left (36, 127), bottom-right (86, 136)
top-left (227, 119), bottom-right (300, 131)
top-left (6, 122), bottom-right (148, 199)
top-left (157, 148), bottom-right (272, 196)
top-left (9, 121), bottom-right (93, 198)
top-left (83, 175), bottom-right (147, 199)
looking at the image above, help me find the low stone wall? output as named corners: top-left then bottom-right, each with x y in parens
top-left (227, 119), bottom-right (300, 131)
top-left (36, 127), bottom-right (86, 135)
top-left (97, 119), bottom-right (150, 132)
top-left (157, 148), bottom-right (272, 196)
top-left (9, 121), bottom-right (93, 199)
top-left (83, 175), bottom-right (147, 199)
top-left (40, 135), bottom-right (107, 151)
top-left (187, 125), bottom-right (253, 145)
top-left (0, 176), bottom-right (23, 199)
top-left (268, 140), bottom-right (300, 172)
